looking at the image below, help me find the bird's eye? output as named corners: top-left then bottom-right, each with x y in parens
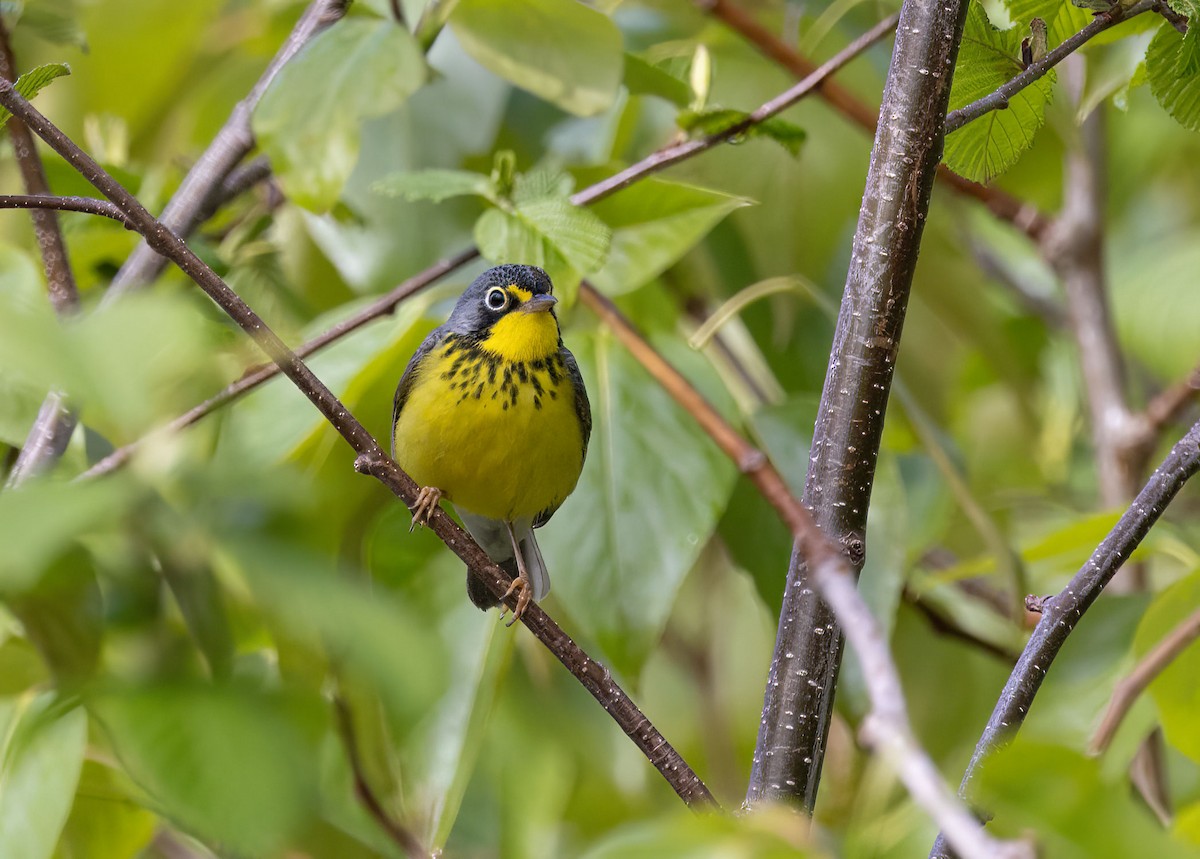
top-left (485, 287), bottom-right (509, 311)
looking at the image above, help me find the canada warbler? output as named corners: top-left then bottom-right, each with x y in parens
top-left (391, 265), bottom-right (591, 622)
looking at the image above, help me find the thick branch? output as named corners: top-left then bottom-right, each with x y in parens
top-left (702, 0), bottom-right (1052, 242)
top-left (746, 0), bottom-right (971, 813)
top-left (1090, 605), bottom-right (1200, 755)
top-left (0, 77), bottom-right (715, 810)
top-left (80, 21), bottom-right (898, 479)
top-left (931, 419), bottom-right (1200, 857)
top-left (945, 0), bottom-right (1156, 134)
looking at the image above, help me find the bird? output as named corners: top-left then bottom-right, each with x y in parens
top-left (391, 264), bottom-right (591, 623)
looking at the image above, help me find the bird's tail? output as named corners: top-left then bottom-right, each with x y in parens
top-left (457, 511), bottom-right (550, 610)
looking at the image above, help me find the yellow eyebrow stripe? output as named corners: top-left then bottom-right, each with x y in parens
top-left (510, 286), bottom-right (533, 303)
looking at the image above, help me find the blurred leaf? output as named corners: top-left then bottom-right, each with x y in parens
top-left (978, 739), bottom-right (1194, 857)
top-left (450, 0), bottom-right (622, 116)
top-left (676, 108), bottom-right (807, 156)
top-left (1111, 233), bottom-right (1200, 379)
top-left (1147, 21), bottom-right (1200, 132)
top-left (0, 63), bottom-right (71, 131)
top-left (0, 697), bottom-right (87, 859)
top-left (228, 539), bottom-right (446, 723)
top-left (584, 175), bottom-right (753, 295)
top-left (10, 0), bottom-right (87, 48)
top-left (944, 3), bottom-right (1054, 182)
top-left (372, 168), bottom-right (495, 203)
top-left (538, 331), bottom-right (736, 675)
top-left (91, 683), bottom-right (319, 856)
top-left (52, 761), bottom-right (156, 859)
top-left (254, 17), bottom-right (428, 211)
top-left (160, 558), bottom-right (233, 680)
top-left (1133, 570), bottom-right (1200, 762)
top-left (1177, 800), bottom-right (1200, 846)
top-left (578, 806), bottom-right (820, 858)
top-left (1004, 0), bottom-right (1092, 47)
top-left (6, 548), bottom-right (103, 684)
top-left (623, 53), bottom-right (689, 106)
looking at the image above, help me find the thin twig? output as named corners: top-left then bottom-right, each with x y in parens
top-left (79, 17), bottom-right (898, 479)
top-left (1090, 605), bottom-right (1200, 755)
top-left (931, 418), bottom-right (1200, 857)
top-left (579, 285), bottom-right (1028, 859)
top-left (945, 0), bottom-right (1156, 133)
top-left (700, 0), bottom-right (1052, 242)
top-left (0, 19), bottom-right (82, 489)
top-left (0, 78), bottom-right (717, 810)
top-left (0, 194), bottom-right (133, 226)
top-left (333, 696), bottom-right (429, 858)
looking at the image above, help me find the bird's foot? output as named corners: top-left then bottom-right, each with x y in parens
top-left (409, 486), bottom-right (443, 531)
top-left (499, 570), bottom-right (532, 626)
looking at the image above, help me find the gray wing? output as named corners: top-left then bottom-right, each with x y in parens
top-left (391, 326), bottom-right (447, 458)
top-left (533, 345), bottom-right (591, 529)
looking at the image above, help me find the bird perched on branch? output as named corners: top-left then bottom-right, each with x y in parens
top-left (391, 265), bottom-right (591, 623)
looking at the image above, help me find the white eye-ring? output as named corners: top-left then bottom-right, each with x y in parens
top-left (484, 287), bottom-right (509, 311)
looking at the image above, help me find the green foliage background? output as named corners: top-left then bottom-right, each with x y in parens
top-left (1, 0), bottom-right (1199, 856)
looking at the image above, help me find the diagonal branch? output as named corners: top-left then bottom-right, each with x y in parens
top-left (944, 0), bottom-right (1157, 134)
top-left (0, 194), bottom-right (134, 225)
top-left (78, 15), bottom-right (899, 480)
top-left (0, 75), bottom-right (716, 812)
top-left (930, 418), bottom-right (1200, 857)
top-left (701, 0), bottom-right (1052, 242)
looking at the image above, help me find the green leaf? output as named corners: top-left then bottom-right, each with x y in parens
top-left (537, 332), bottom-right (737, 675)
top-left (52, 761), bottom-right (156, 859)
top-left (676, 108), bottom-right (807, 156)
top-left (1004, 0), bottom-right (1092, 48)
top-left (1133, 570), bottom-right (1200, 762)
top-left (449, 0), bottom-right (622, 117)
top-left (253, 17), bottom-right (428, 211)
top-left (0, 698), bottom-right (87, 859)
top-left (944, 3), bottom-right (1055, 182)
top-left (579, 807), bottom-right (822, 858)
top-left (372, 168), bottom-right (494, 203)
top-left (90, 683), bottom-right (319, 856)
top-left (583, 174), bottom-right (753, 295)
top-left (0, 63), bottom-right (71, 130)
top-left (1147, 21), bottom-right (1200, 132)
top-left (623, 53), bottom-right (690, 106)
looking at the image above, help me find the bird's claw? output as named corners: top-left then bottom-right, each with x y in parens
top-left (500, 573), bottom-right (532, 626)
top-left (409, 486), bottom-right (443, 531)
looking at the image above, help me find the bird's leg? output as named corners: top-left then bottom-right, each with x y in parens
top-left (409, 486), bottom-right (443, 532)
top-left (500, 520), bottom-right (533, 625)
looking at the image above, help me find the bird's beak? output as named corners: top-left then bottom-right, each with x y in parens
top-left (520, 294), bottom-right (558, 314)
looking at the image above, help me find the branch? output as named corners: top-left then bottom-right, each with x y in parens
top-left (701, 0), bottom-right (1053, 242)
top-left (0, 194), bottom-right (133, 226)
top-left (579, 284), bottom-right (1029, 859)
top-left (0, 17), bottom-right (82, 488)
top-left (0, 77), bottom-right (716, 811)
top-left (945, 0), bottom-right (1156, 133)
top-left (746, 0), bottom-right (972, 815)
top-left (931, 418), bottom-right (1200, 857)
top-left (333, 696), bottom-right (429, 859)
top-left (1090, 605), bottom-right (1200, 755)
top-left (80, 17), bottom-right (898, 479)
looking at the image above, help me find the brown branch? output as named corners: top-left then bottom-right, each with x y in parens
top-left (80, 17), bottom-right (898, 480)
top-left (580, 284), bottom-right (1028, 859)
top-left (333, 696), bottom-right (429, 858)
top-left (0, 77), bottom-right (716, 811)
top-left (0, 17), bottom-right (83, 489)
top-left (0, 194), bottom-right (133, 226)
top-left (1090, 605), bottom-right (1200, 755)
top-left (701, 0), bottom-right (1053, 242)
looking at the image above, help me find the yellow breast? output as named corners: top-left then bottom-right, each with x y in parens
top-left (393, 335), bottom-right (585, 523)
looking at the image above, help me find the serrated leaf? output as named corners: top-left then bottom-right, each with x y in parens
top-left (517, 198), bottom-right (611, 274)
top-left (1148, 21), bottom-right (1200, 132)
top-left (0, 698), bottom-right (87, 859)
top-left (372, 168), bottom-right (494, 203)
top-left (253, 17), bottom-right (428, 211)
top-left (944, 3), bottom-right (1054, 182)
top-left (1168, 0), bottom-right (1200, 17)
top-left (474, 208), bottom-right (580, 299)
top-left (0, 63), bottom-right (71, 130)
top-left (537, 333), bottom-right (736, 675)
top-left (623, 53), bottom-right (690, 106)
top-left (676, 107), bottom-right (807, 156)
top-left (583, 174), bottom-right (753, 295)
top-left (449, 0), bottom-right (622, 116)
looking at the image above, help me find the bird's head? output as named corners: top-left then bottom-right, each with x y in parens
top-left (447, 265), bottom-right (562, 362)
